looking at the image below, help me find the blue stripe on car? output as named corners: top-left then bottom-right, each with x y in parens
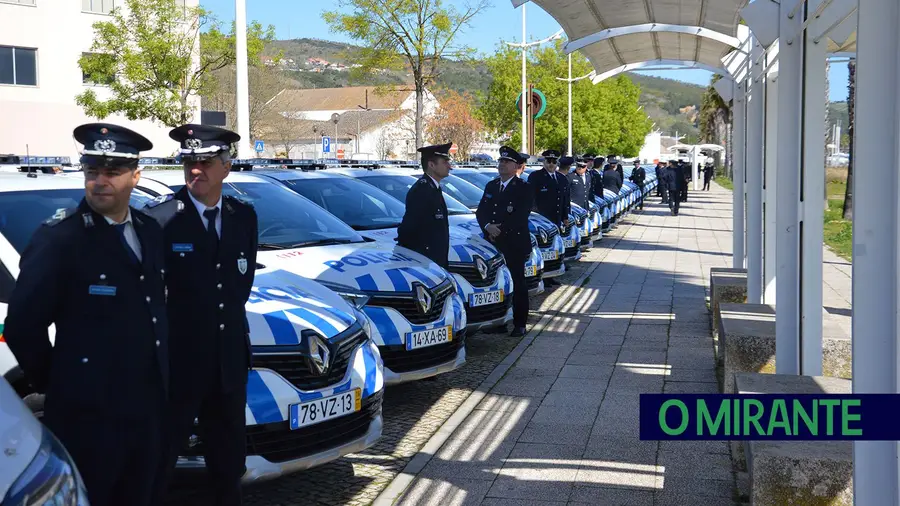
top-left (385, 268), bottom-right (411, 292)
top-left (247, 370), bottom-right (282, 423)
top-left (355, 273), bottom-right (378, 291)
top-left (452, 245), bottom-right (472, 262)
top-left (263, 312), bottom-right (299, 345)
top-left (400, 266), bottom-right (437, 287)
top-left (287, 307), bottom-right (338, 337)
top-left (363, 344), bottom-right (377, 397)
top-left (364, 306), bottom-right (403, 344)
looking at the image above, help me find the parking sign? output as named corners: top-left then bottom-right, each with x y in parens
top-left (254, 140), bottom-right (265, 153)
top-left (322, 137), bottom-right (331, 153)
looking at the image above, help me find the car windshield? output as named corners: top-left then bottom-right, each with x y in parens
top-left (0, 188), bottom-right (156, 254)
top-left (163, 180), bottom-right (364, 248)
top-left (442, 175), bottom-right (483, 208)
top-left (279, 176), bottom-right (406, 231)
top-left (357, 174), bottom-right (473, 215)
top-left (454, 171), bottom-right (496, 189)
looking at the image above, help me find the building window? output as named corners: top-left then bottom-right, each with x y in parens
top-left (81, 52), bottom-right (115, 85)
top-left (0, 46), bottom-right (37, 86)
top-left (1, 0), bottom-right (36, 5)
top-left (82, 0), bottom-right (113, 14)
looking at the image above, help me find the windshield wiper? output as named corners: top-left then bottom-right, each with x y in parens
top-left (258, 243), bottom-right (288, 250)
top-left (289, 238), bottom-right (356, 247)
top-left (354, 223), bottom-right (401, 231)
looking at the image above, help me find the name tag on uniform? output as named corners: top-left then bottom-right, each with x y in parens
top-left (541, 188), bottom-right (548, 192)
top-left (89, 285), bottom-right (117, 296)
top-left (435, 212), bottom-right (444, 219)
top-left (172, 243), bottom-right (194, 252)
top-left (485, 193), bottom-right (493, 199)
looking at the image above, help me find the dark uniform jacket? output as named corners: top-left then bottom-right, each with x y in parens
top-left (4, 200), bottom-right (168, 419)
top-left (602, 168), bottom-right (623, 193)
top-left (145, 187), bottom-right (257, 396)
top-left (568, 171), bottom-right (594, 210)
top-left (476, 176), bottom-right (533, 259)
top-left (396, 175), bottom-right (449, 268)
top-left (664, 166), bottom-right (684, 191)
top-left (588, 168), bottom-right (605, 199)
top-left (529, 168), bottom-right (567, 226)
top-left (556, 172), bottom-right (571, 219)
top-left (630, 167), bottom-right (646, 186)
top-left (703, 165), bottom-right (715, 180)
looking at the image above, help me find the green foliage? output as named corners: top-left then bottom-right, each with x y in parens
top-left (322, 0), bottom-right (489, 147)
top-left (76, 0), bottom-right (275, 127)
top-left (699, 74), bottom-right (730, 144)
top-left (477, 41), bottom-right (652, 156)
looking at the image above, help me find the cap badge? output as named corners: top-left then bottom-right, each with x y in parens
top-left (94, 139), bottom-right (116, 153)
top-left (187, 129), bottom-right (194, 135)
top-left (186, 138), bottom-right (203, 149)
top-left (100, 128), bottom-right (109, 135)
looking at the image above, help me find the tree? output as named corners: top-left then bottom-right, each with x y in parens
top-left (77, 0), bottom-right (275, 127)
top-left (323, 0), bottom-right (490, 150)
top-left (264, 113), bottom-right (303, 157)
top-left (699, 75), bottom-right (730, 145)
top-left (478, 41), bottom-right (652, 156)
top-left (375, 129), bottom-right (396, 160)
top-left (425, 90), bottom-right (484, 161)
top-left (843, 60), bottom-right (855, 220)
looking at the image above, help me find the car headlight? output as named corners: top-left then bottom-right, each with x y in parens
top-left (320, 281), bottom-right (371, 309)
top-left (3, 428), bottom-right (89, 506)
top-left (357, 309), bottom-right (373, 338)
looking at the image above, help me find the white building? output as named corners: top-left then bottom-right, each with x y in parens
top-left (258, 86), bottom-right (439, 161)
top-left (0, 0), bottom-right (201, 160)
top-left (637, 130), bottom-right (682, 164)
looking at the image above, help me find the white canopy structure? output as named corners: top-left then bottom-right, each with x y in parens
top-left (512, 1), bottom-right (896, 503)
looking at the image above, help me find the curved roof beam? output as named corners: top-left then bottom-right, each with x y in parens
top-left (565, 23), bottom-right (744, 55)
top-left (591, 59), bottom-right (730, 84)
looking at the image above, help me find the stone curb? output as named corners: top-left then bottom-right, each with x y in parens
top-left (370, 219), bottom-right (634, 506)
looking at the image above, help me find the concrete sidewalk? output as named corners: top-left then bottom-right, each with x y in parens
top-left (378, 183), bottom-right (851, 506)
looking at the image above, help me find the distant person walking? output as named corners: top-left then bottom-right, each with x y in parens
top-left (702, 161), bottom-right (715, 191)
top-left (666, 160), bottom-right (684, 216)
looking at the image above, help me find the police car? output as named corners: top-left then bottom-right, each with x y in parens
top-left (137, 171), bottom-right (467, 385)
top-left (418, 168), bottom-right (567, 278)
top-left (0, 172), bottom-right (386, 483)
top-left (329, 168), bottom-right (549, 291)
top-left (249, 169), bottom-right (515, 333)
top-left (0, 375), bottom-right (90, 505)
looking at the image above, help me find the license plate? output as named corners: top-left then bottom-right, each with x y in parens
top-left (406, 325), bottom-right (453, 351)
top-left (470, 289), bottom-right (504, 307)
top-left (289, 388), bottom-right (361, 430)
top-left (542, 250), bottom-right (559, 261)
top-left (525, 265), bottom-right (537, 277)
top-left (564, 239), bottom-right (576, 248)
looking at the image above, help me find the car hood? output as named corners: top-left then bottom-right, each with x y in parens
top-left (246, 269), bottom-right (360, 344)
top-left (529, 213), bottom-right (558, 234)
top-left (0, 378), bottom-right (43, 500)
top-left (356, 224), bottom-right (501, 264)
top-left (257, 241), bottom-right (449, 293)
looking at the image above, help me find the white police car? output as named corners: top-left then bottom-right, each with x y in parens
top-left (137, 171), bottom-right (467, 385)
top-left (0, 375), bottom-right (89, 505)
top-left (0, 172), bottom-right (386, 483)
top-left (350, 168), bottom-right (566, 279)
top-left (252, 169), bottom-right (514, 333)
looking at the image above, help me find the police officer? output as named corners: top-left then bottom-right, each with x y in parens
top-left (654, 161), bottom-right (666, 198)
top-left (147, 124), bottom-right (258, 506)
top-left (678, 160), bottom-right (690, 202)
top-left (602, 162), bottom-right (623, 193)
top-left (529, 149), bottom-right (568, 227)
top-left (568, 157), bottom-right (594, 210)
top-left (4, 123), bottom-right (168, 506)
top-left (477, 146), bottom-right (534, 337)
top-left (397, 142), bottom-right (452, 268)
top-left (629, 159), bottom-right (646, 210)
top-left (557, 155), bottom-right (574, 177)
top-left (702, 160), bottom-right (715, 191)
top-left (665, 160), bottom-right (684, 216)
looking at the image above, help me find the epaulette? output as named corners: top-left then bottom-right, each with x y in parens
top-left (142, 194), bottom-right (184, 227)
top-left (43, 207), bottom-right (79, 227)
top-left (145, 194), bottom-right (176, 209)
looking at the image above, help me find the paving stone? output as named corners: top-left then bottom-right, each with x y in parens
top-left (652, 492), bottom-right (736, 506)
top-left (549, 376), bottom-right (610, 393)
top-left (569, 485), bottom-right (655, 505)
top-left (657, 451), bottom-right (734, 481)
top-left (530, 403), bottom-right (601, 426)
top-left (510, 355), bottom-right (567, 375)
top-left (625, 324), bottom-right (670, 339)
top-left (480, 499), bottom-right (567, 506)
top-left (396, 477), bottom-right (495, 506)
top-left (663, 381), bottom-right (719, 394)
top-left (616, 349), bottom-right (667, 365)
top-left (583, 437), bottom-right (659, 465)
top-left (491, 373), bottom-right (557, 398)
top-left (558, 365), bottom-right (616, 381)
top-left (540, 389), bottom-right (608, 409)
top-left (665, 366), bottom-right (717, 383)
top-left (655, 476), bottom-right (735, 498)
top-left (573, 461), bottom-right (660, 490)
top-left (658, 439), bottom-right (730, 455)
top-left (518, 422), bottom-right (593, 446)
top-left (475, 395), bottom-right (542, 413)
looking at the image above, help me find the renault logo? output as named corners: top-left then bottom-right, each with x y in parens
top-left (414, 283), bottom-right (433, 314)
top-left (539, 229), bottom-right (548, 244)
top-left (307, 334), bottom-right (331, 375)
top-left (474, 256), bottom-right (489, 280)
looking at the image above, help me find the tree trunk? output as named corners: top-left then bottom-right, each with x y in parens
top-left (843, 60), bottom-right (855, 221)
top-left (414, 80), bottom-right (424, 150)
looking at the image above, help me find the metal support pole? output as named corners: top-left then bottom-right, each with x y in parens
top-left (234, 0), bottom-right (253, 159)
top-left (746, 37), bottom-right (765, 304)
top-left (691, 146), bottom-right (699, 190)
top-left (800, 0), bottom-right (826, 376)
top-left (853, 0), bottom-right (900, 502)
top-left (520, 4), bottom-right (528, 153)
top-left (568, 53), bottom-right (573, 156)
top-left (764, 70), bottom-right (778, 304)
top-left (774, 0), bottom-right (803, 375)
top-left (732, 81), bottom-right (746, 269)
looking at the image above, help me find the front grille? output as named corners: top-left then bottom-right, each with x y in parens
top-left (526, 270), bottom-right (544, 291)
top-left (251, 327), bottom-right (368, 391)
top-left (465, 298), bottom-right (512, 324)
top-left (580, 234), bottom-right (591, 246)
top-left (447, 256), bottom-right (504, 288)
top-left (368, 280), bottom-right (454, 324)
top-left (545, 258), bottom-right (563, 273)
top-left (562, 222), bottom-right (573, 236)
top-left (379, 329), bottom-right (466, 373)
top-left (536, 228), bottom-right (559, 248)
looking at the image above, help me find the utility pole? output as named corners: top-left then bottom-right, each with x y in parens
top-left (234, 0), bottom-right (252, 158)
top-left (556, 56), bottom-right (594, 157)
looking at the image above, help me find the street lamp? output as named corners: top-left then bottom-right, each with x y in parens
top-left (504, 5), bottom-right (563, 153)
top-left (356, 89), bottom-right (372, 155)
top-left (555, 53), bottom-right (595, 156)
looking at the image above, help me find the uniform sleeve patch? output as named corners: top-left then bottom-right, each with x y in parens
top-left (146, 194), bottom-right (175, 208)
top-left (43, 207), bottom-right (76, 226)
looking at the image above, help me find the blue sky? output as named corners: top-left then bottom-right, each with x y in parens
top-left (201, 0), bottom-right (850, 101)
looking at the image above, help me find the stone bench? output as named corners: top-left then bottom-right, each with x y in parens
top-left (735, 373), bottom-right (853, 506)
top-left (709, 268), bottom-right (748, 340)
top-left (718, 303), bottom-right (851, 393)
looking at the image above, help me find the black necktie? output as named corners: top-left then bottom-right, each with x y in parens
top-left (204, 208), bottom-right (219, 251)
top-left (114, 223), bottom-right (140, 264)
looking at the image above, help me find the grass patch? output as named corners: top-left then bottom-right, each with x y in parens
top-left (713, 175), bottom-right (733, 190)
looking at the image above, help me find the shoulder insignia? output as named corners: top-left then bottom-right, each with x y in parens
top-left (417, 177), bottom-right (428, 184)
top-left (145, 194), bottom-right (175, 208)
top-left (142, 195), bottom-right (184, 227)
top-left (43, 207), bottom-right (79, 227)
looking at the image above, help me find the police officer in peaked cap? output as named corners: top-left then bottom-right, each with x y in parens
top-left (396, 142), bottom-right (452, 268)
top-left (569, 155), bottom-right (595, 211)
top-left (476, 146), bottom-right (534, 337)
top-left (3, 123), bottom-right (169, 506)
top-left (146, 124), bottom-right (258, 506)
top-left (530, 149), bottom-right (570, 232)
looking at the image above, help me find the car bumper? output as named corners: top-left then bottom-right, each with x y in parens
top-left (383, 346), bottom-right (466, 385)
top-left (467, 305), bottom-right (513, 333)
top-left (542, 262), bottom-right (565, 278)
